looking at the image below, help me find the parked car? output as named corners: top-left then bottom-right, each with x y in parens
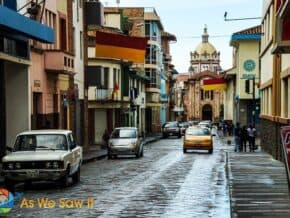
top-left (1, 130), bottom-right (83, 190)
top-left (162, 122), bottom-right (181, 138)
top-left (198, 120), bottom-right (212, 129)
top-left (179, 122), bottom-right (189, 135)
top-left (183, 126), bottom-right (215, 154)
top-left (108, 127), bottom-right (144, 159)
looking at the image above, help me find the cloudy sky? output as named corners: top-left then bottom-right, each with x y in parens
top-left (99, 0), bottom-right (263, 73)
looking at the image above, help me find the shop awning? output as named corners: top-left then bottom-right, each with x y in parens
top-left (0, 6), bottom-right (54, 43)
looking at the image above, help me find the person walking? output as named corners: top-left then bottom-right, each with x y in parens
top-left (247, 124), bottom-right (257, 152)
top-left (102, 129), bottom-right (110, 148)
top-left (240, 125), bottom-right (248, 152)
top-left (234, 122), bottom-right (242, 152)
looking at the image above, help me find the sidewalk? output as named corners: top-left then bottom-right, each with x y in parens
top-left (223, 136), bottom-right (290, 218)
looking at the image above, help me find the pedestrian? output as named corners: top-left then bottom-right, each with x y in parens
top-left (247, 124), bottom-right (257, 152)
top-left (102, 129), bottom-right (110, 148)
top-left (223, 123), bottom-right (227, 137)
top-left (234, 122), bottom-right (241, 152)
top-left (240, 125), bottom-right (248, 152)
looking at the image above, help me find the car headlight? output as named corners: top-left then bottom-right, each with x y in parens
top-left (45, 162), bottom-right (52, 168)
top-left (52, 161), bottom-right (59, 169)
top-left (15, 162), bottom-right (21, 169)
top-left (8, 163), bottom-right (14, 170)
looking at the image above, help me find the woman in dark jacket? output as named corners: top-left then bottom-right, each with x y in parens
top-left (240, 126), bottom-right (248, 152)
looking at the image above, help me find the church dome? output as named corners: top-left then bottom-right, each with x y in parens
top-left (193, 26), bottom-right (217, 55)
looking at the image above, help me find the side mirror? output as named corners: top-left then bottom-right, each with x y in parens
top-left (6, 147), bottom-right (13, 152)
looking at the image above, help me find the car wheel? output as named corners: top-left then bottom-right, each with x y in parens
top-left (4, 178), bottom-right (15, 192)
top-left (183, 148), bottom-right (187, 153)
top-left (59, 168), bottom-right (70, 187)
top-left (140, 148), bottom-right (144, 157)
top-left (72, 166), bottom-right (80, 184)
top-left (24, 181), bottom-right (32, 189)
top-left (208, 149), bottom-right (213, 154)
top-left (162, 133), bottom-right (167, 138)
top-left (178, 133), bottom-right (182, 138)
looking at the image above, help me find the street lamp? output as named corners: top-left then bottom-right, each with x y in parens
top-left (224, 11), bottom-right (261, 21)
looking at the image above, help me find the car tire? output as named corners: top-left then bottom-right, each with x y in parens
top-left (4, 178), bottom-right (15, 192)
top-left (183, 148), bottom-right (187, 153)
top-left (162, 133), bottom-right (167, 139)
top-left (208, 149), bottom-right (213, 154)
top-left (72, 166), bottom-right (80, 184)
top-left (24, 181), bottom-right (32, 189)
top-left (59, 168), bottom-right (70, 187)
top-left (140, 148), bottom-right (144, 157)
top-left (178, 133), bottom-right (182, 138)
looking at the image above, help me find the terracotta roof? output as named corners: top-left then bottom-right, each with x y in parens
top-left (233, 25), bottom-right (261, 35)
top-left (176, 74), bottom-right (189, 81)
top-left (162, 31), bottom-right (177, 41)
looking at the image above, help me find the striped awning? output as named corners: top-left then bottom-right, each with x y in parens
top-left (95, 31), bottom-right (148, 63)
top-left (202, 78), bottom-right (226, 91)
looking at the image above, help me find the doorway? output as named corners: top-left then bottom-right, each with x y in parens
top-left (202, 104), bottom-right (213, 121)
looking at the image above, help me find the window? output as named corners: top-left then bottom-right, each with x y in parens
top-left (60, 18), bottom-right (67, 50)
top-left (200, 89), bottom-right (204, 100)
top-left (113, 68), bottom-right (117, 87)
top-left (211, 91), bottom-right (214, 100)
top-left (80, 31), bottom-right (83, 59)
top-left (72, 27), bottom-right (75, 53)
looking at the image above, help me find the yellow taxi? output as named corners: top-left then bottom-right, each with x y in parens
top-left (183, 126), bottom-right (215, 154)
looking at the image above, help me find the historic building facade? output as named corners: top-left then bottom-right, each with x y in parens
top-left (224, 26), bottom-right (261, 127)
top-left (185, 27), bottom-right (224, 122)
top-left (260, 0), bottom-right (290, 161)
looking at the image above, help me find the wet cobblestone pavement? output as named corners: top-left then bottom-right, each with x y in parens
top-left (8, 135), bottom-right (230, 218)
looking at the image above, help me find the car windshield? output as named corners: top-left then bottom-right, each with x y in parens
top-left (111, 129), bottom-right (136, 139)
top-left (186, 128), bottom-right (210, 136)
top-left (164, 123), bottom-right (178, 128)
top-left (14, 134), bottom-right (68, 151)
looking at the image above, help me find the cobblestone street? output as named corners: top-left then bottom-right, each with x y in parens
top-left (9, 135), bottom-right (230, 217)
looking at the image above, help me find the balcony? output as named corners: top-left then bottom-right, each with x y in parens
top-left (45, 50), bottom-right (74, 74)
top-left (273, 0), bottom-right (290, 54)
top-left (88, 87), bottom-right (121, 101)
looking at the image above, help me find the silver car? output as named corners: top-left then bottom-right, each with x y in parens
top-left (107, 127), bottom-right (144, 159)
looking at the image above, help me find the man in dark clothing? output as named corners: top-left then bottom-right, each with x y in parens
top-left (234, 122), bottom-right (241, 152)
top-left (240, 125), bottom-right (248, 152)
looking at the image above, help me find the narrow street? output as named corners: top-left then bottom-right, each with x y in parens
top-left (10, 133), bottom-right (230, 217)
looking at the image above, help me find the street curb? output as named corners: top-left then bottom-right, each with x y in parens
top-left (144, 136), bottom-right (162, 145)
top-left (82, 152), bottom-right (108, 164)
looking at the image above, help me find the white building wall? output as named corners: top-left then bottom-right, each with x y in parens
top-left (94, 109), bottom-right (107, 144)
top-left (261, 48), bottom-right (274, 84)
top-left (6, 63), bottom-right (30, 146)
top-left (281, 54), bottom-right (290, 72)
top-left (104, 13), bottom-right (121, 29)
top-left (73, 0), bottom-right (84, 99)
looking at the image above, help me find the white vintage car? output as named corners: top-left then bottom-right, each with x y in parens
top-left (1, 130), bottom-right (82, 189)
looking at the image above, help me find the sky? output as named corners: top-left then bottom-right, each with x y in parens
top-left (99, 0), bottom-right (263, 73)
